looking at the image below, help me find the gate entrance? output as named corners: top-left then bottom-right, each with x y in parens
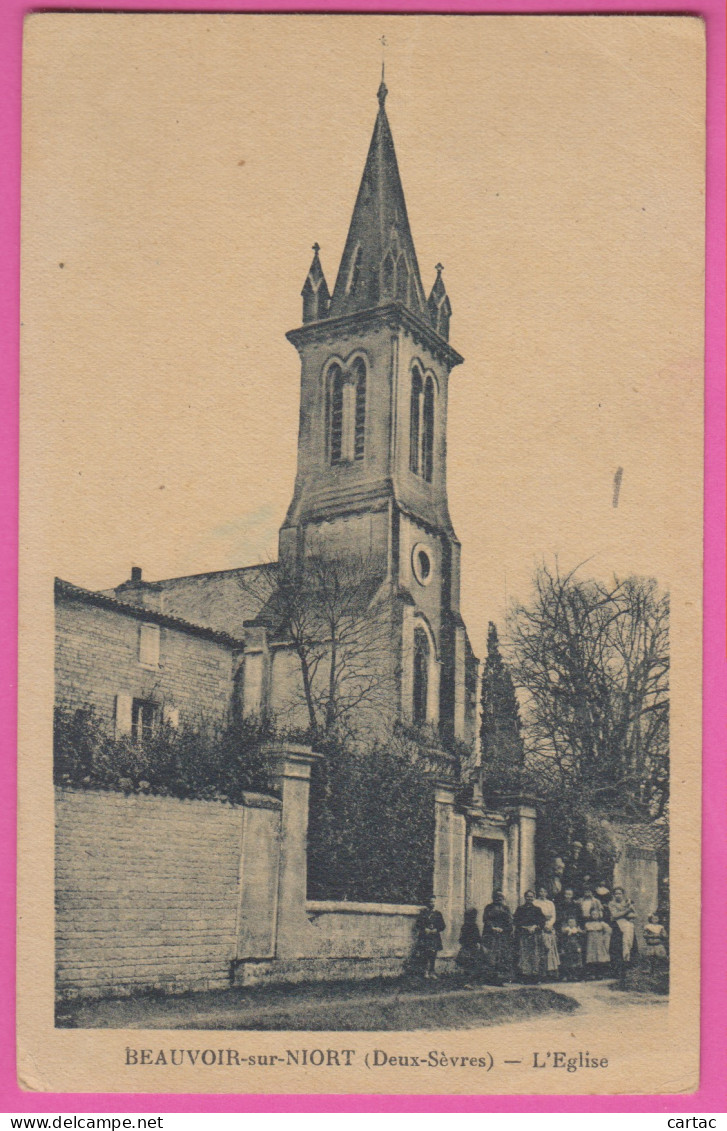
top-left (468, 837), bottom-right (504, 911)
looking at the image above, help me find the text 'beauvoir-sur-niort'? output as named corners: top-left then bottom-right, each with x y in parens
top-left (124, 1048), bottom-right (609, 1073)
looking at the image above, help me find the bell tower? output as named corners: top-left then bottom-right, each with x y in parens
top-left (280, 80), bottom-right (477, 743)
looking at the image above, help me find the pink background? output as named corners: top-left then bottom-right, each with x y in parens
top-left (1, 0), bottom-right (724, 1112)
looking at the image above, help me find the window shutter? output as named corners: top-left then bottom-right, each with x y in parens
top-left (115, 693), bottom-right (132, 737)
top-left (163, 704), bottom-right (179, 728)
top-left (139, 624), bottom-right (160, 667)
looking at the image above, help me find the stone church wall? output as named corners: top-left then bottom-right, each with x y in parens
top-left (267, 644), bottom-right (311, 732)
top-left (302, 511), bottom-right (388, 564)
top-left (155, 564), bottom-right (273, 640)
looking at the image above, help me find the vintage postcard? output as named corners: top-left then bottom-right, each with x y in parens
top-left (18, 13), bottom-right (704, 1095)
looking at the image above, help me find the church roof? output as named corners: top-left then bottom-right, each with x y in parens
top-left (327, 80), bottom-right (429, 323)
top-left (95, 563), bottom-right (276, 640)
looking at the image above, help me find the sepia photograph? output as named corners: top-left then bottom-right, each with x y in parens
top-left (17, 13), bottom-right (704, 1094)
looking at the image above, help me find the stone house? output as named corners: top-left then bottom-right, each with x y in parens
top-left (54, 577), bottom-right (244, 739)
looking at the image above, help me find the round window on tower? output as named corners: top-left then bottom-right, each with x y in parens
top-left (412, 543), bottom-right (433, 587)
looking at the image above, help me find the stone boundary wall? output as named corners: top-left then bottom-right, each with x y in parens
top-left (613, 843), bottom-right (660, 945)
top-left (56, 788), bottom-right (251, 1000)
top-left (304, 900), bottom-right (420, 959)
top-left (56, 753), bottom-right (536, 999)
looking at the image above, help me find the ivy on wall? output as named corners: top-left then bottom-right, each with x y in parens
top-left (307, 736), bottom-right (436, 905)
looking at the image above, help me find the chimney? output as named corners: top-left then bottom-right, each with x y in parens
top-left (116, 565), bottom-right (162, 612)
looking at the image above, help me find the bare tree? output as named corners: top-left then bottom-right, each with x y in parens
top-left (237, 551), bottom-right (397, 741)
top-left (507, 563), bottom-right (669, 820)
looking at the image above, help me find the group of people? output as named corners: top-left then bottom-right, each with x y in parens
top-left (409, 876), bottom-right (668, 987)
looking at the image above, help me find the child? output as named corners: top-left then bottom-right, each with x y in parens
top-left (534, 885), bottom-right (560, 980)
top-left (559, 916), bottom-right (584, 981)
top-left (584, 905), bottom-right (612, 979)
top-left (643, 912), bottom-right (668, 971)
top-left (594, 878), bottom-right (612, 904)
top-left (578, 886), bottom-right (603, 922)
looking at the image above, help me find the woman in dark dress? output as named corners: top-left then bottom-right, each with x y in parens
top-left (555, 887), bottom-right (583, 928)
top-left (456, 908), bottom-right (485, 984)
top-left (513, 890), bottom-right (546, 983)
top-left (482, 889), bottom-right (514, 981)
top-left (411, 897), bottom-right (446, 980)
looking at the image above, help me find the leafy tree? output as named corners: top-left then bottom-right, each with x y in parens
top-left (480, 621), bottom-right (524, 768)
top-left (507, 563), bottom-right (669, 821)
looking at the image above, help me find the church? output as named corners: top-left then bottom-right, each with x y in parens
top-left (55, 76), bottom-right (480, 752)
top-left (54, 79), bottom-right (541, 996)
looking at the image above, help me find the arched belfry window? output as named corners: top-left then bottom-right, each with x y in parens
top-left (327, 358), bottom-right (367, 465)
top-left (409, 366), bottom-right (435, 481)
top-left (422, 376), bottom-right (435, 483)
top-left (409, 367), bottom-right (422, 474)
top-left (413, 627), bottom-right (430, 727)
top-left (352, 357), bottom-right (366, 461)
top-left (328, 363), bottom-right (344, 464)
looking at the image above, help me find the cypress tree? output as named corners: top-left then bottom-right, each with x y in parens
top-left (480, 622), bottom-right (524, 766)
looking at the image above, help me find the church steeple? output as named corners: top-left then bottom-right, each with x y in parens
top-left (327, 84), bottom-right (429, 322)
top-left (281, 77), bottom-right (476, 743)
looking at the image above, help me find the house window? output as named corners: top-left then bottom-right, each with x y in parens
top-left (413, 628), bottom-right (430, 727)
top-left (131, 698), bottom-right (156, 744)
top-left (138, 623), bottom-right (160, 667)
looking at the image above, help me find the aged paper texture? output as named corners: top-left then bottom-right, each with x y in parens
top-left (18, 13), bottom-right (704, 1094)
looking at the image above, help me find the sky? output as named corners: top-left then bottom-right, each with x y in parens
top-left (21, 14), bottom-right (704, 659)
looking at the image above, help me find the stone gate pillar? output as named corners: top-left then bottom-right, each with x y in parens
top-left (516, 802), bottom-right (537, 900)
top-left (432, 782), bottom-right (466, 956)
top-left (267, 744), bottom-right (323, 959)
top-left (242, 625), bottom-right (270, 718)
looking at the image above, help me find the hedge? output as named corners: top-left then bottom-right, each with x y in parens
top-left (53, 704), bottom-right (276, 803)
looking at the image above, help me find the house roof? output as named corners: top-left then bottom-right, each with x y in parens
top-left (55, 578), bottom-right (247, 649)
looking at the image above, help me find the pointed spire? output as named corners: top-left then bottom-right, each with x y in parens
top-left (301, 242), bottom-right (330, 323)
top-left (377, 60), bottom-right (388, 108)
top-left (328, 82), bottom-right (428, 322)
top-left (427, 263), bottom-right (452, 341)
top-left (378, 36), bottom-right (388, 106)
